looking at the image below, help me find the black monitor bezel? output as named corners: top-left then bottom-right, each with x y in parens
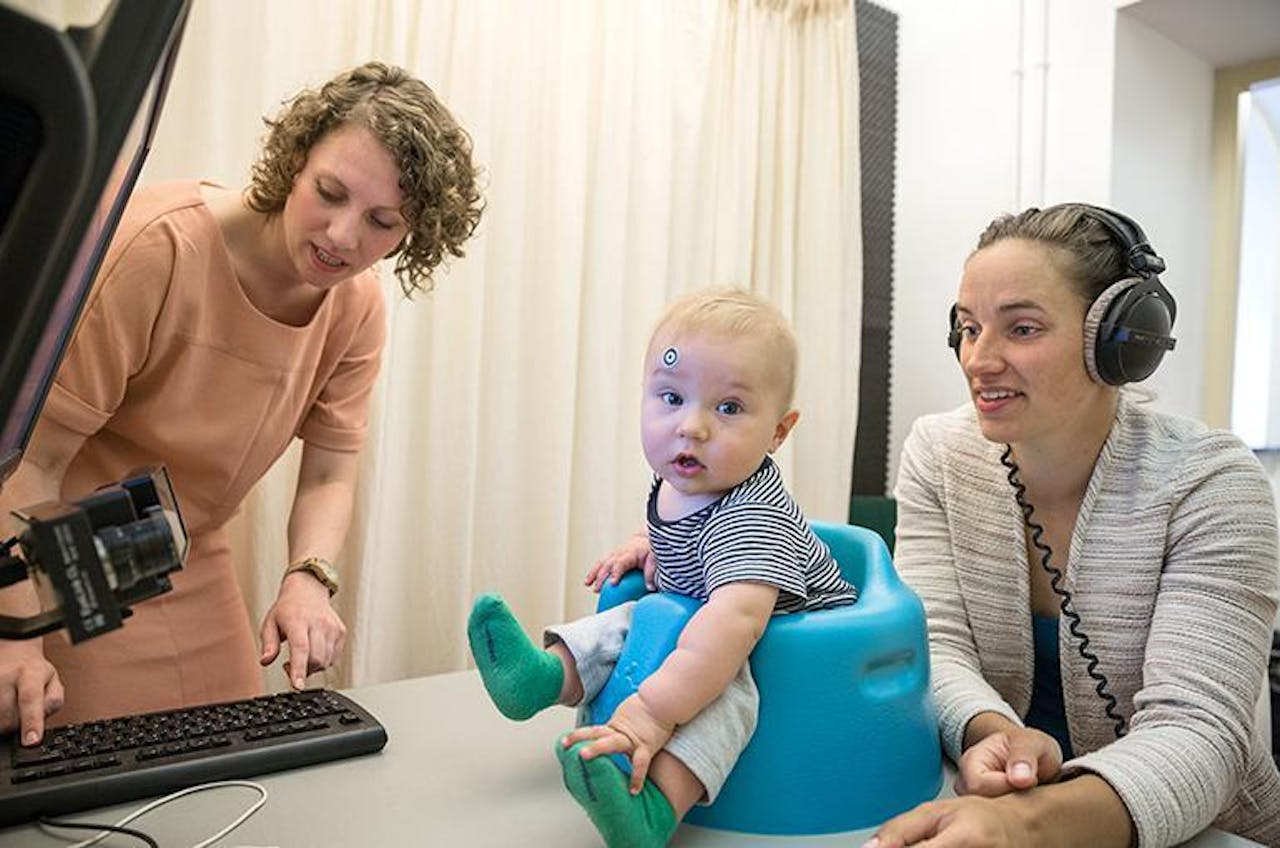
top-left (0, 0), bottom-right (191, 484)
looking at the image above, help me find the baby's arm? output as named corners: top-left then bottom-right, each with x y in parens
top-left (639, 581), bottom-right (778, 723)
top-left (564, 581), bottom-right (778, 791)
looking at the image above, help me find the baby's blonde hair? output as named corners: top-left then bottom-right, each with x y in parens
top-left (646, 288), bottom-right (798, 409)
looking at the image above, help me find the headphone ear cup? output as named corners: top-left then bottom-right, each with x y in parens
top-left (1083, 280), bottom-right (1135, 385)
top-left (1086, 278), bottom-right (1175, 385)
top-left (947, 303), bottom-right (961, 360)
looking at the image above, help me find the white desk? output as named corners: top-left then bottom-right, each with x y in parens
top-left (0, 671), bottom-right (1262, 846)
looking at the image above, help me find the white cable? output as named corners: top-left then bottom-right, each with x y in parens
top-left (41, 779), bottom-right (268, 848)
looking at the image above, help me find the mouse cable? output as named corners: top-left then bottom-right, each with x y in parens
top-left (37, 779), bottom-right (268, 848)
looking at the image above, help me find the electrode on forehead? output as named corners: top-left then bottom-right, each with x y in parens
top-left (661, 346), bottom-right (679, 368)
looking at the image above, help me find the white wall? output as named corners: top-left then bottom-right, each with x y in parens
top-left (1111, 12), bottom-right (1214, 423)
top-left (876, 0), bottom-right (1123, 491)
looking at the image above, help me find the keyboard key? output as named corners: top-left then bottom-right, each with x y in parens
top-left (11, 747), bottom-right (64, 768)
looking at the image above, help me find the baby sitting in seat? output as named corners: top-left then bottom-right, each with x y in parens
top-left (467, 288), bottom-right (857, 847)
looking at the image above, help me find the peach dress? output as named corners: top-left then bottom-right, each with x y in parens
top-left (39, 181), bottom-right (385, 723)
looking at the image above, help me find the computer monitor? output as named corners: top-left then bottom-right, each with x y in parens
top-left (0, 0), bottom-right (191, 485)
top-left (0, 0), bottom-right (193, 643)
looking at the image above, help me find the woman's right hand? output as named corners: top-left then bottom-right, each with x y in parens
top-left (956, 724), bottom-right (1063, 797)
top-left (0, 644), bottom-right (64, 746)
top-left (0, 415), bottom-right (80, 745)
top-left (584, 529), bottom-right (655, 592)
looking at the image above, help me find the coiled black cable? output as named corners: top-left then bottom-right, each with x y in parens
top-left (1000, 444), bottom-right (1128, 738)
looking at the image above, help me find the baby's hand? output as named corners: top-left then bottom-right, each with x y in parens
top-left (584, 530), bottom-right (656, 592)
top-left (561, 693), bottom-right (674, 793)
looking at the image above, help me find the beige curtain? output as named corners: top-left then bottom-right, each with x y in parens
top-left (133, 0), bottom-right (861, 691)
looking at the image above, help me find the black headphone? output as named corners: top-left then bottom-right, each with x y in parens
top-left (947, 204), bottom-right (1177, 386)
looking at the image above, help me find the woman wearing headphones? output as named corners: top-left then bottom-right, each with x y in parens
top-left (869, 204), bottom-right (1280, 848)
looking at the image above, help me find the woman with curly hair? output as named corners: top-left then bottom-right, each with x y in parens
top-left (0, 61), bottom-right (483, 741)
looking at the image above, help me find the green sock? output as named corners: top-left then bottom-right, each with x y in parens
top-left (467, 593), bottom-right (563, 720)
top-left (557, 739), bottom-right (678, 848)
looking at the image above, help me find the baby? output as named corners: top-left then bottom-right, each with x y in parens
top-left (468, 288), bottom-right (856, 847)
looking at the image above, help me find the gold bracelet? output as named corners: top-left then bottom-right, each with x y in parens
top-left (283, 556), bottom-right (339, 597)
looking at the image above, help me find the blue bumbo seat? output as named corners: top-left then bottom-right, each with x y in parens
top-left (588, 521), bottom-right (942, 835)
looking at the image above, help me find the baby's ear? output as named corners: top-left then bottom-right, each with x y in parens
top-left (770, 409), bottom-right (800, 452)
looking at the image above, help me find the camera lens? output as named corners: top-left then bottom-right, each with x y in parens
top-left (95, 513), bottom-right (179, 589)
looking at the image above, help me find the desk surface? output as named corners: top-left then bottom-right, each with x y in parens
top-left (0, 671), bottom-right (1262, 847)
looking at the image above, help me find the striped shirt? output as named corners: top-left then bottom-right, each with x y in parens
top-left (648, 457), bottom-right (858, 614)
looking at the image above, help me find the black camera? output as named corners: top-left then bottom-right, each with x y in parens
top-left (0, 465), bottom-right (187, 643)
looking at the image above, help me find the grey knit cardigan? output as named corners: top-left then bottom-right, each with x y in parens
top-left (894, 396), bottom-right (1280, 847)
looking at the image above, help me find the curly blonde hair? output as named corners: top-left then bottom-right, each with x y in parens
top-left (246, 61), bottom-right (484, 297)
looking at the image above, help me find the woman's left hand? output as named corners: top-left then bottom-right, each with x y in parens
top-left (259, 572), bottom-right (347, 689)
top-left (560, 693), bottom-right (675, 793)
top-left (955, 724), bottom-right (1062, 797)
top-left (865, 796), bottom-right (1030, 848)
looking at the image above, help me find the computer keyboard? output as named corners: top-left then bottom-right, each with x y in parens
top-left (0, 688), bottom-right (387, 828)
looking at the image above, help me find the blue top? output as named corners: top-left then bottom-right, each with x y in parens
top-left (1025, 614), bottom-right (1074, 760)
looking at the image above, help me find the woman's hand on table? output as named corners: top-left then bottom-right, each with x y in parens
top-left (864, 795), bottom-right (1032, 848)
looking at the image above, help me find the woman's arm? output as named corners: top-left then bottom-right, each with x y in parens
top-left (1061, 433), bottom-right (1279, 847)
top-left (258, 443), bottom-right (359, 688)
top-left (286, 442), bottom-right (360, 567)
top-left (870, 773), bottom-right (1134, 848)
top-left (263, 277), bottom-right (383, 687)
top-left (893, 417), bottom-right (1024, 759)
